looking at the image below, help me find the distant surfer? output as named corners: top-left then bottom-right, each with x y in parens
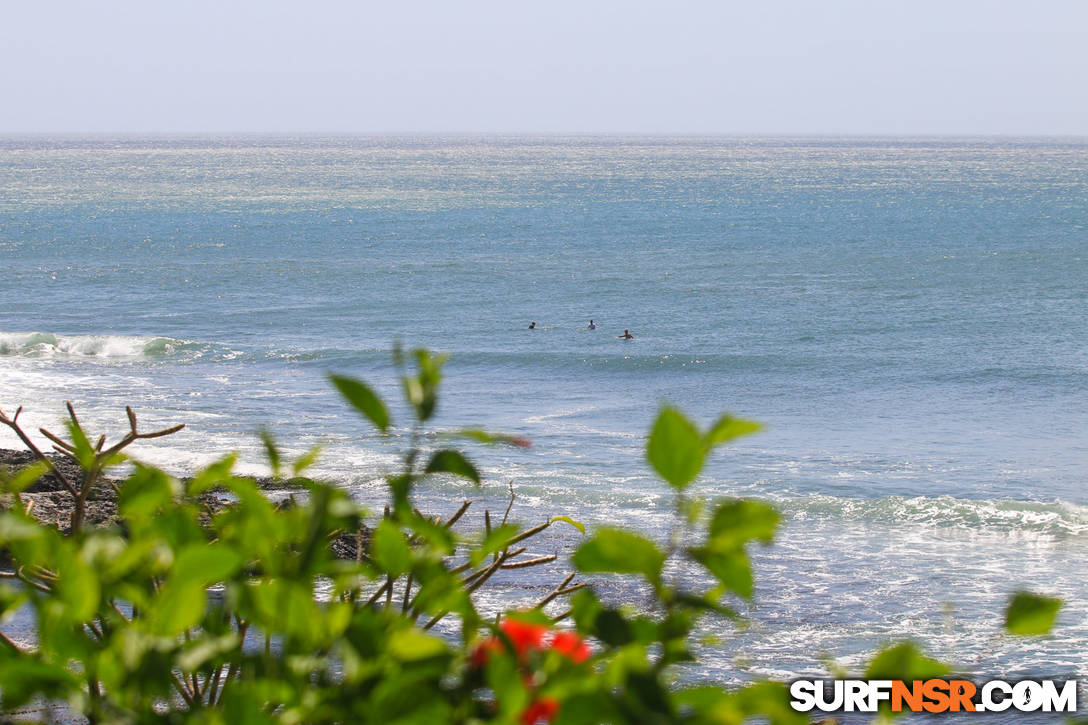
top-left (587, 319), bottom-right (596, 330)
top-left (618, 329), bottom-right (634, 339)
top-left (528, 321), bottom-right (536, 330)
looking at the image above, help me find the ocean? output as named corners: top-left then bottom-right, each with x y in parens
top-left (1, 136), bottom-right (1086, 719)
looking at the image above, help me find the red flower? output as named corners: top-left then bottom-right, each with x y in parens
top-left (549, 630), bottom-right (590, 664)
top-left (500, 619), bottom-right (550, 657)
top-left (469, 619), bottom-right (592, 669)
top-left (520, 696), bottom-right (560, 724)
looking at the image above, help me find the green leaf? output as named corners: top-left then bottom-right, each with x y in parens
top-left (864, 642), bottom-right (949, 680)
top-left (188, 454), bottom-right (237, 495)
top-left (424, 449), bottom-right (480, 484)
top-left (118, 465), bottom-right (178, 520)
top-left (441, 428), bottom-right (532, 448)
top-left (386, 473), bottom-right (417, 512)
top-left (53, 545), bottom-right (100, 622)
top-left (387, 628), bottom-right (449, 661)
top-left (673, 591), bottom-right (740, 619)
top-left (172, 544), bottom-right (244, 585)
top-left (594, 608), bottom-right (634, 646)
top-left (0, 657), bottom-right (80, 710)
top-left (469, 524), bottom-right (520, 566)
top-left (177, 633), bottom-right (240, 673)
top-left (65, 418), bottom-right (96, 470)
top-left (329, 374), bottom-right (390, 433)
top-left (551, 515), bottom-right (585, 534)
top-left (572, 528), bottom-right (664, 582)
top-left (625, 671), bottom-right (673, 717)
top-left (371, 519), bottom-right (412, 577)
top-left (647, 406), bottom-right (704, 490)
top-left (258, 428), bottom-right (281, 477)
top-left (0, 513), bottom-right (46, 542)
top-left (151, 545), bottom-right (243, 636)
top-left (708, 499), bottom-right (780, 546)
top-left (292, 444), bottom-right (323, 475)
top-left (569, 588), bottom-right (603, 632)
top-left (404, 511), bottom-right (455, 554)
top-left (735, 681), bottom-right (808, 725)
top-left (3, 460), bottom-right (49, 494)
top-left (0, 583), bottom-right (28, 620)
top-left (402, 349), bottom-right (447, 422)
top-left (688, 546), bottom-right (754, 598)
top-left (704, 414), bottom-right (762, 447)
top-left (1005, 591), bottom-right (1061, 635)
top-left (674, 685), bottom-right (731, 711)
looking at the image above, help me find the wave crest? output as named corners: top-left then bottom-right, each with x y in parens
top-left (782, 493), bottom-right (1088, 538)
top-left (0, 331), bottom-right (198, 359)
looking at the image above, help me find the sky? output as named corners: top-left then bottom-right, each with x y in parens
top-left (1, 0), bottom-right (1086, 135)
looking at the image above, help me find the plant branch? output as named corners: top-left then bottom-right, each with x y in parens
top-left (533, 573), bottom-right (580, 611)
top-left (0, 405), bottom-right (79, 496)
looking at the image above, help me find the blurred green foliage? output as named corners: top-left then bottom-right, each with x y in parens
top-left (0, 348), bottom-right (1058, 724)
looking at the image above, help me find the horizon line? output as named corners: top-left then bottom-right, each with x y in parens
top-left (2, 131), bottom-right (1087, 140)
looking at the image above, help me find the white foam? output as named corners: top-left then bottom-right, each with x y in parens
top-left (0, 331), bottom-right (190, 359)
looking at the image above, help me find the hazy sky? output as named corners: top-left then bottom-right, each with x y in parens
top-left (2, 0), bottom-right (1086, 135)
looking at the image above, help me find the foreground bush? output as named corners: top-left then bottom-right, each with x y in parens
top-left (0, 349), bottom-right (1061, 724)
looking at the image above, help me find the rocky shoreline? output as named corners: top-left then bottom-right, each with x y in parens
top-left (0, 448), bottom-right (365, 559)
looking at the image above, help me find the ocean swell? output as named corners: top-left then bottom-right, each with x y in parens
top-left (778, 493), bottom-right (1088, 539)
top-left (0, 331), bottom-right (200, 360)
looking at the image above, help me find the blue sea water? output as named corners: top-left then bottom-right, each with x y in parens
top-left (1, 136), bottom-right (1087, 719)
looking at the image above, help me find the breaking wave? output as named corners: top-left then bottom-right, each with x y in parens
top-left (778, 493), bottom-right (1088, 539)
top-left (0, 331), bottom-right (204, 360)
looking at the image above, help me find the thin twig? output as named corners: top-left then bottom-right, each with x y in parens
top-left (551, 608), bottom-right (573, 623)
top-left (500, 481), bottom-right (516, 526)
top-left (0, 630), bottom-right (22, 654)
top-left (214, 660), bottom-right (240, 706)
top-left (170, 672), bottom-right (197, 708)
top-left (500, 554), bottom-right (558, 570)
top-left (503, 520), bottom-right (551, 548)
top-left (534, 573), bottom-right (577, 610)
top-left (212, 619), bottom-right (247, 706)
top-left (413, 545), bottom-right (522, 628)
top-left (40, 428), bottom-right (76, 453)
top-left (444, 500), bottom-right (472, 529)
top-left (0, 407), bottom-right (78, 496)
top-left (139, 423), bottom-right (186, 439)
top-left (401, 574), bottom-right (413, 613)
top-left (15, 568), bottom-right (51, 594)
top-left (463, 550), bottom-right (520, 593)
top-left (363, 580), bottom-right (392, 608)
top-left (423, 551), bottom-right (512, 630)
top-left (65, 401), bottom-right (83, 432)
top-left (206, 665), bottom-right (226, 706)
top-left (446, 561), bottom-right (474, 576)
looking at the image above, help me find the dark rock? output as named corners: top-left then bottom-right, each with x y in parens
top-left (330, 529), bottom-right (372, 561)
top-left (0, 449), bottom-right (96, 493)
top-left (0, 448), bottom-right (370, 558)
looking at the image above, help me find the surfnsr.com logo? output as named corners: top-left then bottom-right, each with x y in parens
top-left (789, 679), bottom-right (1077, 714)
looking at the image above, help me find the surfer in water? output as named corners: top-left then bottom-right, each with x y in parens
top-left (528, 321), bottom-right (536, 330)
top-left (619, 329), bottom-right (634, 339)
top-left (587, 319), bottom-right (596, 330)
